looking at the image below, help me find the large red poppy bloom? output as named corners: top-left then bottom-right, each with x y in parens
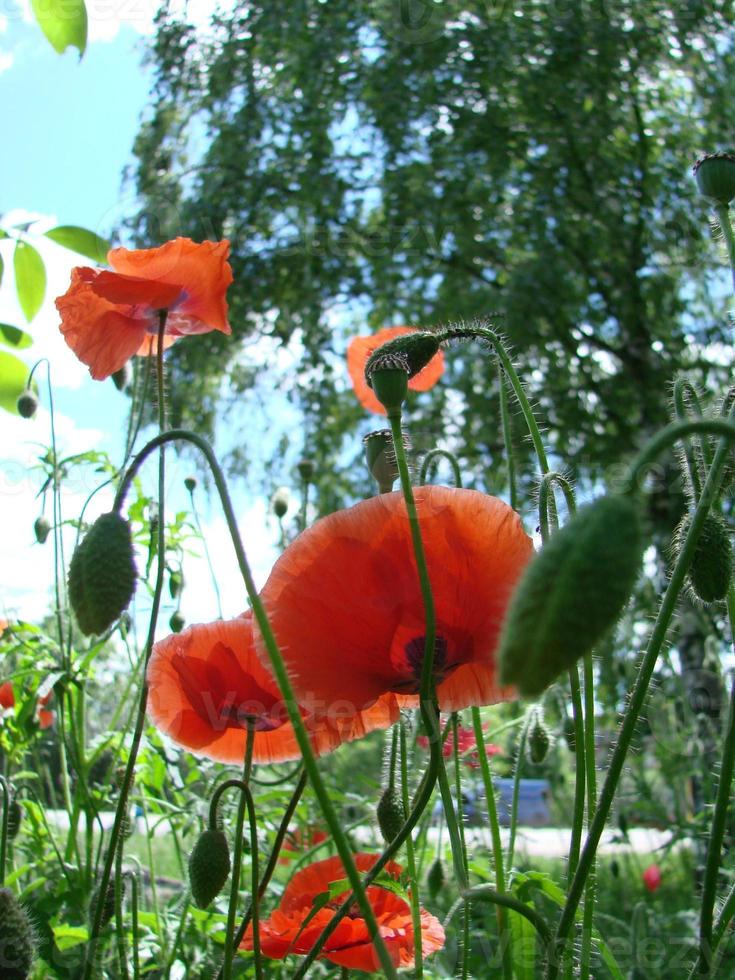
top-left (256, 486), bottom-right (533, 716)
top-left (56, 237), bottom-right (233, 380)
top-left (146, 612), bottom-right (400, 764)
top-left (347, 326), bottom-right (444, 415)
top-left (240, 852), bottom-right (444, 970)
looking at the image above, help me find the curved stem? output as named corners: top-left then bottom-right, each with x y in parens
top-left (400, 722), bottom-right (424, 977)
top-left (498, 363), bottom-right (517, 511)
top-left (419, 448), bottom-right (463, 488)
top-left (458, 885), bottom-right (552, 948)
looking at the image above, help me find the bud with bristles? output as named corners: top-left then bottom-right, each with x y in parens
top-left (365, 331), bottom-right (441, 382)
top-left (426, 857), bottom-right (445, 899)
top-left (376, 786), bottom-right (406, 844)
top-left (16, 390), bottom-right (37, 419)
top-left (499, 496), bottom-right (644, 698)
top-left (68, 512), bottom-right (137, 636)
top-left (7, 800), bottom-right (22, 839)
top-left (189, 829), bottom-right (231, 909)
top-left (674, 513), bottom-right (733, 604)
top-left (693, 152), bottom-right (735, 205)
top-left (363, 430), bottom-right (401, 493)
top-left (527, 709), bottom-right (553, 764)
top-left (367, 353), bottom-right (410, 414)
top-left (0, 888), bottom-right (36, 978)
top-left (33, 517), bottom-right (50, 544)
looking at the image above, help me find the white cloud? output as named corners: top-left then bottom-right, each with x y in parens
top-left (0, 50), bottom-right (12, 72)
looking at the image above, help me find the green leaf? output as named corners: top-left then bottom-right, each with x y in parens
top-left (0, 349), bottom-right (31, 414)
top-left (0, 251), bottom-right (4, 286)
top-left (508, 906), bottom-right (537, 980)
top-left (45, 225), bottom-right (109, 263)
top-left (52, 924), bottom-right (89, 951)
top-left (13, 240), bottom-right (46, 322)
top-left (0, 323), bottom-right (33, 350)
top-left (30, 0), bottom-right (87, 56)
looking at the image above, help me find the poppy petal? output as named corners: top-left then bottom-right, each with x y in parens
top-left (91, 271), bottom-right (184, 309)
top-left (347, 326), bottom-right (445, 415)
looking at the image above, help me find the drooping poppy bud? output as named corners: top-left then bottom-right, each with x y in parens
top-left (366, 352), bottom-right (410, 414)
top-left (33, 516), bottom-right (50, 544)
top-left (68, 512), bottom-right (137, 636)
top-left (364, 330), bottom-right (441, 382)
top-left (16, 390), bottom-right (38, 419)
top-left (184, 476), bottom-right (197, 493)
top-left (693, 152), bottom-right (735, 205)
top-left (499, 496), bottom-right (644, 698)
top-left (527, 709), bottom-right (553, 764)
top-left (297, 458), bottom-right (315, 481)
top-left (7, 799), bottom-right (22, 839)
top-left (642, 864), bottom-right (662, 893)
top-left (168, 569), bottom-right (184, 599)
top-left (674, 513), bottom-right (733, 604)
top-left (426, 857), bottom-right (445, 899)
top-left (169, 611), bottom-right (185, 633)
top-left (0, 888), bottom-right (35, 979)
top-left (363, 429), bottom-right (400, 493)
top-left (376, 786), bottom-right (407, 844)
top-left (272, 488), bottom-right (290, 519)
top-left (189, 829), bottom-right (231, 909)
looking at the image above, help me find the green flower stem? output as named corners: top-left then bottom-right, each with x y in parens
top-left (507, 709), bottom-right (531, 869)
top-left (565, 667), bottom-right (586, 887)
top-left (114, 833), bottom-right (129, 980)
top-left (0, 775), bottom-right (9, 885)
top-left (672, 377), bottom-right (707, 499)
top-left (450, 885), bottom-right (552, 948)
top-left (688, 586), bottom-right (735, 977)
top-left (419, 448), bottom-right (463, 487)
top-left (579, 652), bottom-right (598, 980)
top-left (713, 881), bottom-right (735, 951)
top-left (128, 870), bottom-right (140, 980)
top-left (451, 714), bottom-right (471, 980)
top-left (545, 416), bottom-right (735, 979)
top-left (471, 708), bottom-right (513, 980)
top-left (83, 314), bottom-right (169, 980)
top-left (113, 426), bottom-right (398, 980)
top-left (714, 203), bottom-right (735, 293)
top-left (498, 363), bottom-right (518, 511)
top-left (400, 722), bottom-right (424, 977)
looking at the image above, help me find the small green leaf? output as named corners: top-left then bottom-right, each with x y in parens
top-left (51, 924), bottom-right (89, 951)
top-left (0, 323), bottom-right (33, 350)
top-left (508, 906), bottom-right (537, 980)
top-left (30, 0), bottom-right (87, 56)
top-left (13, 241), bottom-right (46, 322)
top-left (0, 252), bottom-right (4, 286)
top-left (0, 350), bottom-right (31, 414)
top-left (45, 225), bottom-right (109, 263)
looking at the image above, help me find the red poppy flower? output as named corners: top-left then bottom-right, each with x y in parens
top-left (56, 237), bottom-right (233, 380)
top-left (146, 612), bottom-right (400, 765)
top-left (37, 690), bottom-right (55, 730)
top-left (347, 326), bottom-right (445, 415)
top-left (256, 486), bottom-right (533, 717)
top-left (642, 864), bottom-right (662, 893)
top-left (416, 722), bottom-right (503, 768)
top-left (0, 682), bottom-right (14, 710)
top-left (279, 827), bottom-right (329, 864)
top-left (240, 852), bottom-right (444, 970)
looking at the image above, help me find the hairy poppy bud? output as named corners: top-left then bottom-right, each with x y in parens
top-left (33, 516), bottom-right (50, 545)
top-left (7, 799), bottom-right (22, 840)
top-left (297, 458), bottom-right (315, 481)
top-left (189, 829), bottom-right (231, 909)
top-left (169, 611), bottom-right (185, 633)
top-left (68, 512), bottom-right (137, 636)
top-left (90, 877), bottom-right (124, 928)
top-left (527, 710), bottom-right (553, 764)
top-left (168, 569), bottom-right (183, 599)
top-left (16, 390), bottom-right (38, 420)
top-left (376, 786), bottom-right (407, 844)
top-left (499, 496), bottom-right (643, 698)
top-left (426, 857), bottom-right (445, 899)
top-left (363, 429), bottom-right (400, 493)
top-left (693, 152), bottom-right (735, 205)
top-left (272, 488), bottom-right (290, 519)
top-left (0, 888), bottom-right (35, 979)
top-left (184, 476), bottom-right (197, 493)
top-left (111, 364), bottom-right (130, 392)
top-left (365, 330), bottom-right (441, 382)
top-left (674, 513), bottom-right (733, 604)
top-left (367, 353), bottom-right (410, 413)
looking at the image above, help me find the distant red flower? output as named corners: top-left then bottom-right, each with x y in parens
top-left (0, 682), bottom-right (14, 710)
top-left (146, 612), bottom-right (400, 764)
top-left (56, 237), bottom-right (233, 380)
top-left (642, 864), bottom-right (662, 893)
top-left (347, 326), bottom-right (445, 415)
top-left (240, 852), bottom-right (444, 970)
top-left (257, 486), bottom-right (533, 716)
top-left (279, 827), bottom-right (329, 864)
top-left (37, 690), bottom-right (55, 730)
top-left (416, 722), bottom-right (503, 768)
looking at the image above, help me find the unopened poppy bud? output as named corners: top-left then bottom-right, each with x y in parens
top-left (168, 569), bottom-right (184, 599)
top-left (7, 799), bottom-right (22, 839)
top-left (365, 330), bottom-right (441, 382)
top-left (189, 828), bottom-right (231, 909)
top-left (376, 786), bottom-right (407, 844)
top-left (0, 888), bottom-right (35, 978)
top-left (68, 512), bottom-right (137, 636)
top-left (499, 496), bottom-right (643, 698)
top-left (297, 458), bottom-right (315, 481)
top-left (272, 488), bottom-right (290, 519)
top-left (111, 363), bottom-right (130, 391)
top-left (426, 857), bottom-right (445, 899)
top-left (33, 516), bottom-right (50, 544)
top-left (16, 390), bottom-right (38, 419)
top-left (693, 152), bottom-right (735, 205)
top-left (367, 353), bottom-right (410, 413)
top-left (184, 476), bottom-right (197, 493)
top-left (169, 611), bottom-right (185, 633)
top-left (90, 877), bottom-right (124, 928)
top-left (363, 429), bottom-right (399, 493)
top-left (674, 513), bottom-right (733, 604)
top-left (527, 710), bottom-right (553, 764)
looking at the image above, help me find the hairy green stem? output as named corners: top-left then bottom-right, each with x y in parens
top-left (419, 448), bottom-right (463, 487)
top-left (400, 723), bottom-right (424, 977)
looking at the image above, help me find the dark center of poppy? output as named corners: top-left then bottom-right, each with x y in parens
top-left (390, 634), bottom-right (457, 694)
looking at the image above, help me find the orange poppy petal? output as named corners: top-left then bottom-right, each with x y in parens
top-left (108, 238), bottom-right (232, 334)
top-left (257, 486), bottom-right (533, 714)
top-left (91, 271), bottom-right (184, 309)
top-left (136, 334), bottom-right (179, 357)
top-left (56, 267), bottom-right (149, 380)
top-left (347, 326), bottom-right (444, 415)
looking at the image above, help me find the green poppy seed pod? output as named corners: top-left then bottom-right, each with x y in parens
top-left (68, 512), bottom-right (137, 636)
top-left (426, 857), bottom-right (445, 900)
top-left (367, 353), bottom-right (410, 413)
top-left (189, 829), bottom-right (231, 909)
top-left (16, 390), bottom-right (38, 420)
top-left (33, 516), bottom-right (50, 545)
top-left (111, 363), bottom-right (130, 392)
top-left (90, 877), bottom-right (124, 928)
top-left (184, 476), bottom-right (197, 493)
top-left (169, 611), bottom-right (185, 633)
top-left (498, 496), bottom-right (644, 699)
top-left (0, 888), bottom-right (35, 979)
top-left (365, 330), bottom-right (441, 382)
top-left (297, 458), bottom-right (315, 481)
top-left (7, 800), bottom-right (22, 840)
top-left (168, 569), bottom-right (184, 599)
top-left (363, 429), bottom-right (399, 493)
top-left (693, 152), bottom-right (735, 205)
top-left (272, 488), bottom-right (290, 519)
top-left (376, 786), bottom-right (407, 844)
top-left (674, 513), bottom-right (733, 604)
top-left (527, 710), bottom-right (553, 764)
